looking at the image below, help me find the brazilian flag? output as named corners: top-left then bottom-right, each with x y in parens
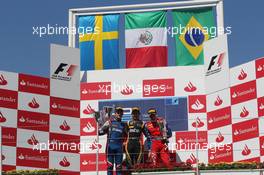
top-left (173, 8), bottom-right (215, 66)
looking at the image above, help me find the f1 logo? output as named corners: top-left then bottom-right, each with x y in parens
top-left (208, 53), bottom-right (225, 71)
top-left (54, 63), bottom-right (77, 76)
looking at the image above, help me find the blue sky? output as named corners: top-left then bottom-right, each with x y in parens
top-left (0, 0), bottom-right (263, 77)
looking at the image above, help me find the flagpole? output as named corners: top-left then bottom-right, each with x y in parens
top-left (68, 0), bottom-right (223, 47)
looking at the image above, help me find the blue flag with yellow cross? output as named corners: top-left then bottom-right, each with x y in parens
top-left (79, 15), bottom-right (119, 70)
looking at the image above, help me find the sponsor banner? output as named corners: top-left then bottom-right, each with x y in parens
top-left (258, 97), bottom-right (264, 117)
top-left (81, 100), bottom-right (98, 118)
top-left (232, 118), bottom-right (259, 142)
top-left (2, 146), bottom-right (17, 166)
top-left (258, 117), bottom-right (264, 137)
top-left (0, 89), bottom-right (18, 109)
top-left (204, 34), bottom-right (230, 94)
top-left (230, 61), bottom-right (256, 86)
top-left (188, 95), bottom-right (206, 113)
top-left (17, 147), bottom-right (49, 168)
top-left (231, 99), bottom-right (258, 124)
top-left (50, 114), bottom-right (80, 136)
top-left (176, 150), bottom-right (208, 165)
top-left (175, 131), bottom-right (207, 150)
top-left (58, 170), bottom-right (80, 175)
top-left (2, 165), bottom-right (16, 172)
top-left (16, 166), bottom-right (45, 171)
top-left (80, 118), bottom-right (97, 136)
top-left (239, 157), bottom-right (260, 163)
top-left (256, 57), bottom-right (264, 79)
top-left (233, 138), bottom-right (260, 162)
top-left (0, 71), bottom-right (18, 91)
top-left (208, 125), bottom-right (233, 145)
top-left (17, 128), bottom-right (49, 149)
top-left (17, 110), bottom-right (49, 132)
top-left (208, 144), bottom-right (233, 163)
top-left (257, 78), bottom-right (264, 98)
top-left (81, 172), bottom-right (107, 175)
top-left (230, 80), bottom-right (257, 105)
top-left (85, 66), bottom-right (205, 98)
top-left (18, 74), bottom-right (50, 95)
top-left (50, 44), bottom-right (80, 100)
top-left (49, 133), bottom-right (80, 153)
top-left (18, 92), bottom-right (49, 114)
top-left (188, 113), bottom-right (207, 131)
top-left (259, 136), bottom-right (264, 156)
top-left (2, 127), bottom-right (17, 147)
top-left (206, 88), bottom-right (231, 112)
top-left (0, 107), bottom-right (17, 128)
top-left (80, 135), bottom-right (107, 154)
top-left (143, 78), bottom-right (174, 97)
top-left (80, 153), bottom-right (107, 171)
top-left (81, 82), bottom-right (111, 100)
top-left (50, 97), bottom-right (80, 118)
top-left (49, 151), bottom-right (80, 171)
top-left (207, 106), bottom-right (232, 130)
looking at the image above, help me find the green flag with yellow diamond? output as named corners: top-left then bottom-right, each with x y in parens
top-left (173, 8), bottom-right (215, 66)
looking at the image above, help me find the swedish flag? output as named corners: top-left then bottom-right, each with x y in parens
top-left (173, 8), bottom-right (215, 66)
top-left (79, 15), bottom-right (119, 70)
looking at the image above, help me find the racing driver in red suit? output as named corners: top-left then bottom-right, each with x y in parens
top-left (144, 108), bottom-right (173, 169)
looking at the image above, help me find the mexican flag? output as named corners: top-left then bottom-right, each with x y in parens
top-left (173, 8), bottom-right (215, 66)
top-left (125, 11), bottom-right (168, 68)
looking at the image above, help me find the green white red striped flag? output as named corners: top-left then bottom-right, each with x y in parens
top-left (125, 11), bottom-right (168, 68)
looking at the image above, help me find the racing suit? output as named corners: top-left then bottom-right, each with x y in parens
top-left (99, 118), bottom-right (126, 175)
top-left (124, 120), bottom-right (147, 170)
top-left (144, 117), bottom-right (172, 168)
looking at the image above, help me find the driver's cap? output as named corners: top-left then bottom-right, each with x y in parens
top-left (147, 108), bottom-right (157, 115)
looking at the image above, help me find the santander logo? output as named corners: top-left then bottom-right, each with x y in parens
top-left (210, 154), bottom-right (215, 160)
top-left (0, 74), bottom-right (8, 86)
top-left (20, 80), bottom-right (26, 86)
top-left (18, 154), bottom-right (25, 160)
top-left (233, 130), bottom-right (239, 136)
top-left (51, 103), bottom-right (58, 109)
top-left (191, 99), bottom-right (204, 110)
top-left (259, 103), bottom-right (264, 110)
top-left (214, 96), bottom-right (223, 106)
top-left (240, 106), bottom-right (249, 118)
top-left (27, 134), bottom-right (39, 145)
top-left (59, 156), bottom-right (70, 167)
top-left (82, 160), bottom-right (88, 165)
top-left (242, 145), bottom-right (251, 156)
top-left (215, 132), bottom-right (224, 143)
top-left (19, 116), bottom-right (26, 123)
top-left (184, 82), bottom-right (197, 92)
top-left (81, 89), bottom-right (88, 95)
top-left (257, 65), bottom-right (263, 72)
top-left (0, 111), bottom-right (7, 123)
top-left (60, 120), bottom-right (71, 131)
top-left (238, 69), bottom-right (248, 80)
top-left (121, 85), bottom-right (133, 95)
top-left (186, 154), bottom-right (197, 164)
top-left (28, 98), bottom-right (40, 109)
top-left (2, 154), bottom-right (5, 161)
top-left (83, 104), bottom-right (95, 115)
top-left (191, 117), bottom-right (204, 128)
top-left (83, 122), bottom-right (95, 133)
top-left (89, 139), bottom-right (102, 151)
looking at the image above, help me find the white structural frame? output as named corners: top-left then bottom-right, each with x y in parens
top-left (68, 0), bottom-right (224, 48)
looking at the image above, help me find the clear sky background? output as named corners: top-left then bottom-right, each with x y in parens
top-left (0, 0), bottom-right (263, 78)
